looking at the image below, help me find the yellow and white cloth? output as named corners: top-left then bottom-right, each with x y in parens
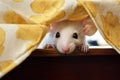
top-left (0, 0), bottom-right (120, 78)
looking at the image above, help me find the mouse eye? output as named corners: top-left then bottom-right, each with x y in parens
top-left (55, 32), bottom-right (60, 38)
top-left (73, 33), bottom-right (78, 39)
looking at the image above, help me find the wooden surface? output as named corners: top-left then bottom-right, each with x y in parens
top-left (31, 47), bottom-right (118, 56)
top-left (1, 48), bottom-right (120, 80)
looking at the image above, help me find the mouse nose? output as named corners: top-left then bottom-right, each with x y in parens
top-left (62, 47), bottom-right (70, 53)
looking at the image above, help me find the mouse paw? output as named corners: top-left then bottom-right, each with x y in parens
top-left (44, 44), bottom-right (55, 49)
top-left (80, 44), bottom-right (89, 53)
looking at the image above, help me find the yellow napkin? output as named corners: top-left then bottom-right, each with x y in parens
top-left (0, 0), bottom-right (120, 78)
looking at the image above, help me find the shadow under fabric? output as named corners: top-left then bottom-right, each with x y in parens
top-left (0, 0), bottom-right (120, 78)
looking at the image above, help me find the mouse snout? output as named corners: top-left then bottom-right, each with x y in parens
top-left (59, 43), bottom-right (76, 54)
top-left (62, 47), bottom-right (70, 53)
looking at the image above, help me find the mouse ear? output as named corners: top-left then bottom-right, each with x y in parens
top-left (80, 16), bottom-right (97, 36)
top-left (80, 16), bottom-right (91, 27)
top-left (49, 22), bottom-right (58, 34)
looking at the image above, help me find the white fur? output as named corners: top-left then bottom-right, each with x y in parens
top-left (52, 20), bottom-right (87, 54)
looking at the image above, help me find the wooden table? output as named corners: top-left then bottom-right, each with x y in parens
top-left (1, 47), bottom-right (120, 80)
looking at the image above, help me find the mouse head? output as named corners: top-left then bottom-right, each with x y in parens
top-left (50, 20), bottom-right (85, 54)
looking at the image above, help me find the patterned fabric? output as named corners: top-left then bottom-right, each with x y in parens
top-left (0, 0), bottom-right (120, 78)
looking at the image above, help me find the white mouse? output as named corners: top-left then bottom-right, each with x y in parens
top-left (48, 20), bottom-right (89, 54)
top-left (38, 16), bottom-right (96, 54)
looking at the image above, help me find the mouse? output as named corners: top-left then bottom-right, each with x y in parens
top-left (48, 20), bottom-right (89, 54)
top-left (39, 16), bottom-right (96, 54)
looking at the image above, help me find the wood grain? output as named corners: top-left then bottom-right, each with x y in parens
top-left (31, 47), bottom-right (118, 57)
